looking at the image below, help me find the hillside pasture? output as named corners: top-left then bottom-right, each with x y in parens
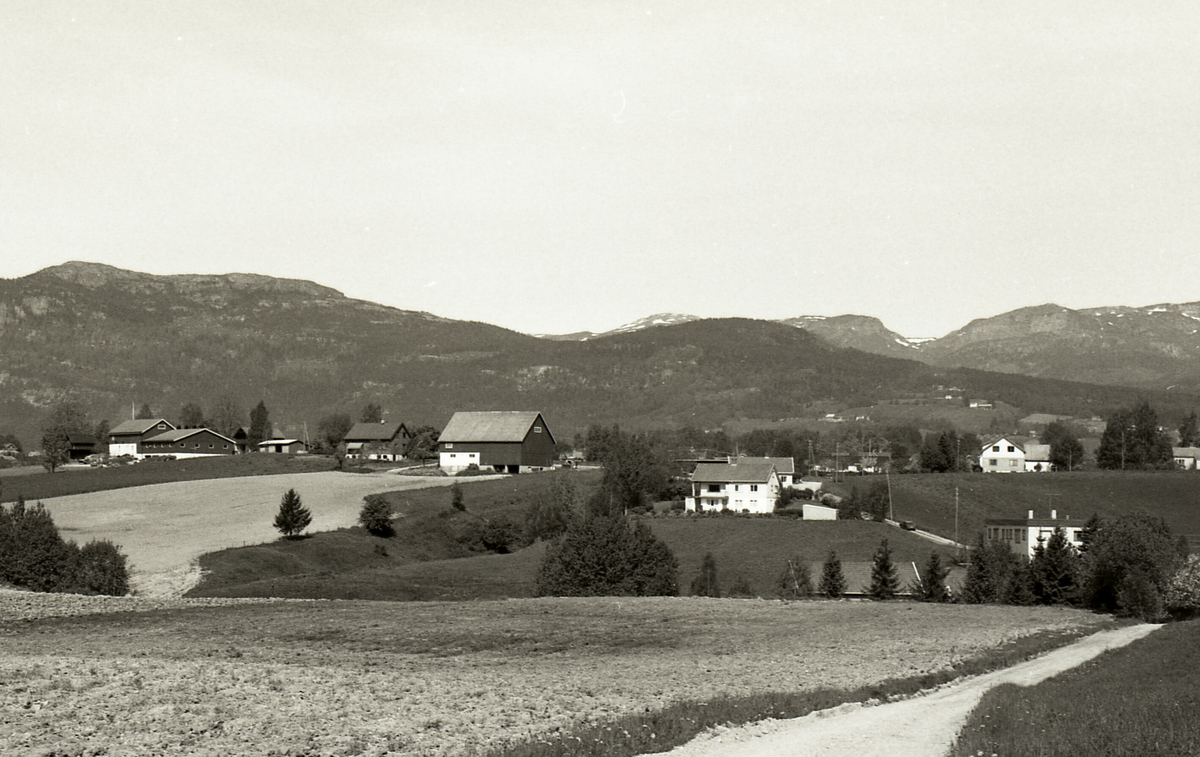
top-left (827, 470), bottom-right (1200, 547)
top-left (0, 595), bottom-right (1113, 757)
top-left (37, 471), bottom-right (490, 596)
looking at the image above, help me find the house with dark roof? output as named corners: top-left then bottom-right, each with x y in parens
top-left (108, 418), bottom-right (176, 457)
top-left (341, 421), bottom-right (413, 461)
top-left (140, 428), bottom-right (239, 458)
top-left (686, 460), bottom-right (781, 514)
top-left (438, 411), bottom-right (555, 473)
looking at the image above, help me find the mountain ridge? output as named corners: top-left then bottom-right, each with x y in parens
top-left (2, 263), bottom-right (1198, 448)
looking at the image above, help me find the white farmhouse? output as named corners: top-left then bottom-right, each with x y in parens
top-left (686, 460), bottom-right (781, 514)
top-left (980, 436), bottom-right (1027, 473)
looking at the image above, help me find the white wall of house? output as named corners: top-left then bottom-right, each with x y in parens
top-left (108, 442), bottom-right (139, 457)
top-left (440, 450), bottom-right (480, 472)
top-left (980, 438), bottom-right (1025, 473)
top-left (685, 473), bottom-right (780, 514)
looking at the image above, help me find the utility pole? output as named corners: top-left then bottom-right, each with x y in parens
top-left (886, 470), bottom-right (894, 521)
top-left (954, 487), bottom-right (960, 558)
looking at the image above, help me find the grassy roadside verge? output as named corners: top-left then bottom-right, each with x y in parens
top-left (951, 620), bottom-right (1200, 757)
top-left (486, 622), bottom-right (1125, 757)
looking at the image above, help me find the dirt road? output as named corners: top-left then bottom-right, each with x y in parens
top-left (665, 623), bottom-right (1160, 757)
top-left (40, 471), bottom-right (478, 596)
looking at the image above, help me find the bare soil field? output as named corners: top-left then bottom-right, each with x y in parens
top-left (0, 595), bottom-right (1112, 757)
top-left (38, 472), bottom-right (483, 596)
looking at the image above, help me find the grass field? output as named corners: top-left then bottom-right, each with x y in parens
top-left (0, 453), bottom-right (338, 504)
top-left (951, 619), bottom-right (1200, 756)
top-left (824, 470), bottom-right (1200, 547)
top-left (188, 466), bottom-right (961, 601)
top-left (1, 595), bottom-right (1114, 757)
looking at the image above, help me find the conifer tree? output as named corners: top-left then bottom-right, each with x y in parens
top-left (818, 549), bottom-right (846, 598)
top-left (273, 488), bottom-right (312, 538)
top-left (1029, 526), bottom-right (1079, 605)
top-left (915, 551), bottom-right (950, 602)
top-left (867, 538), bottom-right (899, 600)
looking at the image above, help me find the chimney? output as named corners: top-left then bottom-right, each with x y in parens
top-left (1027, 510), bottom-right (1034, 519)
top-left (1051, 509), bottom-right (1057, 520)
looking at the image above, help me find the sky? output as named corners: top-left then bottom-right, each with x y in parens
top-left (3, 1), bottom-right (1199, 339)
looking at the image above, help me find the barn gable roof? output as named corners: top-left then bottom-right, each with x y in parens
top-left (143, 428), bottom-right (236, 444)
top-left (343, 422), bottom-right (408, 443)
top-left (110, 419), bottom-right (175, 436)
top-left (439, 411), bottom-right (553, 444)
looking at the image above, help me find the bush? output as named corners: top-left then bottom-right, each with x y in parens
top-left (70, 539), bottom-right (130, 596)
top-left (536, 515), bottom-right (677, 597)
top-left (450, 483), bottom-right (465, 511)
top-left (727, 574), bottom-right (756, 598)
top-left (358, 495), bottom-right (394, 537)
top-left (1083, 512), bottom-right (1180, 620)
top-left (1166, 554), bottom-right (1200, 618)
top-left (0, 498), bottom-right (129, 595)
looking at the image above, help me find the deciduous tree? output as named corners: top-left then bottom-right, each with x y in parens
top-left (1096, 402), bottom-right (1173, 470)
top-left (1043, 420), bottom-right (1085, 471)
top-left (359, 403), bottom-right (383, 424)
top-left (691, 552), bottom-right (720, 597)
top-left (316, 413), bottom-right (354, 451)
top-left (358, 495), bottom-right (394, 537)
top-left (249, 400), bottom-right (272, 447)
top-left (178, 403), bottom-right (206, 429)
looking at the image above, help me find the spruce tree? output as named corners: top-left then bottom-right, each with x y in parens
top-left (916, 551), bottom-right (950, 602)
top-left (273, 489), bottom-right (312, 538)
top-left (818, 549), bottom-right (846, 598)
top-left (867, 538), bottom-right (899, 600)
top-left (1029, 527), bottom-right (1079, 605)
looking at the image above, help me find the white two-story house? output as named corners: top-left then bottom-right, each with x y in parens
top-left (686, 460), bottom-right (781, 514)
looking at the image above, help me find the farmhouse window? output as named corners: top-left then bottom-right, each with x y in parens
top-left (444, 443), bottom-right (453, 449)
top-left (708, 484), bottom-right (720, 493)
top-left (534, 426), bottom-right (542, 433)
top-left (1007, 446), bottom-right (1015, 452)
top-left (992, 445), bottom-right (1000, 452)
top-left (750, 484), bottom-right (758, 491)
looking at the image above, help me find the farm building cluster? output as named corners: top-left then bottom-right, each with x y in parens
top-left (85, 410), bottom-right (559, 475)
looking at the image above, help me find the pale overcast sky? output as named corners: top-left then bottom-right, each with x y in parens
top-left (3, 2), bottom-right (1198, 338)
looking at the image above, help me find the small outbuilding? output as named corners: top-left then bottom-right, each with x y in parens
top-left (438, 411), bottom-right (556, 473)
top-left (258, 439), bottom-right (306, 454)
